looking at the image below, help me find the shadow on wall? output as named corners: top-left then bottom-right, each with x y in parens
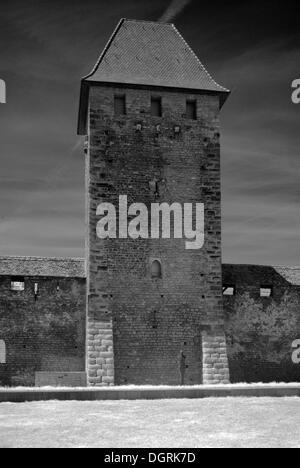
top-left (0, 340), bottom-right (9, 386)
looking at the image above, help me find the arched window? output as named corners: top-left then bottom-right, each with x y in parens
top-left (0, 340), bottom-right (6, 364)
top-left (151, 260), bottom-right (162, 279)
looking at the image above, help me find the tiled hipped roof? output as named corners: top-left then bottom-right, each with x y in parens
top-left (0, 256), bottom-right (86, 278)
top-left (85, 19), bottom-right (229, 93)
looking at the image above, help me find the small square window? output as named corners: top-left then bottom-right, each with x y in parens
top-left (114, 95), bottom-right (126, 115)
top-left (260, 286), bottom-right (272, 298)
top-left (11, 277), bottom-right (25, 291)
top-left (151, 97), bottom-right (162, 117)
top-left (186, 100), bottom-right (197, 120)
top-left (223, 285), bottom-right (236, 296)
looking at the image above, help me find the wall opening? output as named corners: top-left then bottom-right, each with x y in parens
top-left (34, 282), bottom-right (39, 301)
top-left (151, 96), bottom-right (162, 117)
top-left (260, 286), bottom-right (273, 298)
top-left (223, 285), bottom-right (236, 296)
top-left (11, 276), bottom-right (25, 291)
top-left (151, 260), bottom-right (162, 279)
top-left (186, 100), bottom-right (197, 120)
top-left (114, 94), bottom-right (126, 115)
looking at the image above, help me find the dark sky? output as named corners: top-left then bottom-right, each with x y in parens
top-left (0, 0), bottom-right (299, 265)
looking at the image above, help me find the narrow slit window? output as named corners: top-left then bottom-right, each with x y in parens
top-left (34, 282), bottom-right (39, 299)
top-left (223, 285), bottom-right (236, 296)
top-left (151, 97), bottom-right (162, 117)
top-left (114, 95), bottom-right (126, 115)
top-left (151, 260), bottom-right (162, 279)
top-left (260, 286), bottom-right (272, 298)
top-left (186, 100), bottom-right (197, 120)
top-left (11, 276), bottom-right (25, 291)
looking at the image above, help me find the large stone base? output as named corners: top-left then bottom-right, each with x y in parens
top-left (86, 318), bottom-right (114, 386)
top-left (202, 330), bottom-right (230, 384)
top-left (86, 322), bottom-right (230, 387)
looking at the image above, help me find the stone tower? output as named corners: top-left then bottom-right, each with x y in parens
top-left (78, 19), bottom-right (230, 386)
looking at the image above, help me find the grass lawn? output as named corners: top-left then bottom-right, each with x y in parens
top-left (0, 397), bottom-right (300, 448)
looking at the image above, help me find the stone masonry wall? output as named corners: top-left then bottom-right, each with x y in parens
top-left (202, 330), bottom-right (230, 384)
top-left (87, 319), bottom-right (114, 386)
top-left (86, 84), bottom-right (230, 386)
top-left (0, 275), bottom-right (86, 386)
top-left (223, 264), bottom-right (300, 383)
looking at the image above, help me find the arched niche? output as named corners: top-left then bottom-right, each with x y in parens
top-left (151, 259), bottom-right (162, 279)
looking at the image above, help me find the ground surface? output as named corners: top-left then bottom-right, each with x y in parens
top-left (0, 397), bottom-right (300, 448)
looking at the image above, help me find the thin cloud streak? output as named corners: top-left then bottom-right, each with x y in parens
top-left (159, 0), bottom-right (191, 22)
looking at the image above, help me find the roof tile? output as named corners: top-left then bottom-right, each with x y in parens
top-left (84, 19), bottom-right (229, 93)
top-left (0, 256), bottom-right (86, 278)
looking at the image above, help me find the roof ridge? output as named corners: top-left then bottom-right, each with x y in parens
top-left (0, 256), bottom-right (85, 262)
top-left (123, 18), bottom-right (175, 26)
top-left (82, 18), bottom-right (125, 80)
top-left (171, 24), bottom-right (229, 93)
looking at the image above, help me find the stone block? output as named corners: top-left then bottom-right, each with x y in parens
top-left (102, 376), bottom-right (114, 384)
top-left (102, 340), bottom-right (113, 347)
top-left (96, 357), bottom-right (106, 365)
top-left (101, 352), bottom-right (114, 358)
top-left (88, 376), bottom-right (102, 384)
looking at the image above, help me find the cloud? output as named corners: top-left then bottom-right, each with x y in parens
top-left (159, 0), bottom-right (191, 22)
top-left (0, 0), bottom-right (299, 265)
top-left (216, 39), bottom-right (300, 266)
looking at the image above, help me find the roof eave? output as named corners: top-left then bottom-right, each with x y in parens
top-left (77, 80), bottom-right (230, 135)
top-left (77, 80), bottom-right (90, 135)
top-left (219, 89), bottom-right (231, 109)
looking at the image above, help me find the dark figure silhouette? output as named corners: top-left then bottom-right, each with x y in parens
top-left (178, 350), bottom-right (186, 386)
